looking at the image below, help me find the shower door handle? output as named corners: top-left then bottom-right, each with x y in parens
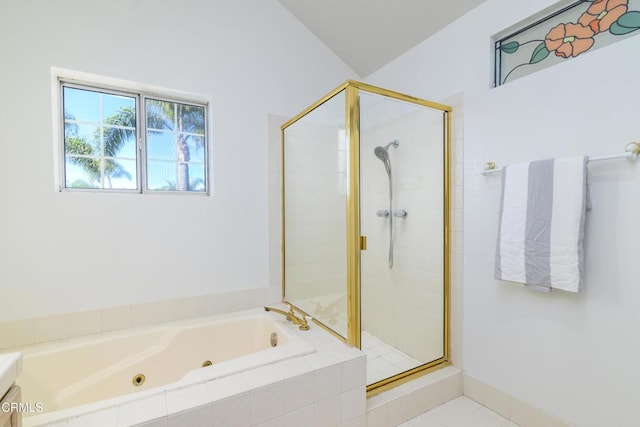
top-left (360, 236), bottom-right (367, 251)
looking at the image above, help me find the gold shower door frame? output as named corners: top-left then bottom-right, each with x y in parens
top-left (281, 80), bottom-right (452, 394)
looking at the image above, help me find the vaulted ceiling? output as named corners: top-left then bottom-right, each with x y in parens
top-left (277, 0), bottom-right (488, 77)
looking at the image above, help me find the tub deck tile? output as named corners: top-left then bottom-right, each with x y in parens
top-left (118, 393), bottom-right (167, 426)
top-left (67, 406), bottom-right (118, 427)
top-left (284, 371), bottom-right (316, 412)
top-left (205, 374), bottom-right (250, 402)
top-left (250, 382), bottom-right (286, 425)
top-left (167, 405), bottom-right (212, 427)
top-left (314, 364), bottom-right (342, 402)
top-left (165, 383), bottom-right (210, 415)
top-left (314, 394), bottom-right (341, 427)
top-left (242, 364), bottom-right (283, 389)
top-left (273, 355), bottom-right (314, 379)
top-left (210, 391), bottom-right (251, 427)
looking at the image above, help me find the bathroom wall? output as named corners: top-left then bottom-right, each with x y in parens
top-left (367, 0), bottom-right (640, 425)
top-left (0, 0), bottom-right (357, 323)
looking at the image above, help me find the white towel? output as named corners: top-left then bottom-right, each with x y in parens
top-left (495, 156), bottom-right (588, 292)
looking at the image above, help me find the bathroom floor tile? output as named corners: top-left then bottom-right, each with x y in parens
top-left (399, 396), bottom-right (517, 427)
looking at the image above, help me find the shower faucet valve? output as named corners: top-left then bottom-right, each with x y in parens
top-left (376, 209), bottom-right (408, 218)
top-left (394, 209), bottom-right (408, 218)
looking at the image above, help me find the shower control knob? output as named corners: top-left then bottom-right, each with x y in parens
top-left (376, 210), bottom-right (390, 217)
top-left (394, 209), bottom-right (408, 218)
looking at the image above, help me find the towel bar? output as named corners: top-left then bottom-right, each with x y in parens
top-left (481, 142), bottom-right (640, 176)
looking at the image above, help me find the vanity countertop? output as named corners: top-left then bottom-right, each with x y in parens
top-left (0, 352), bottom-right (22, 398)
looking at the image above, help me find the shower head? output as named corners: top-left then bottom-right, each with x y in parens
top-left (374, 140), bottom-right (398, 177)
top-left (374, 146), bottom-right (391, 177)
top-left (374, 140), bottom-right (399, 160)
top-left (374, 146), bottom-right (389, 162)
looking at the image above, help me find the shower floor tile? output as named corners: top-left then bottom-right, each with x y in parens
top-left (361, 331), bottom-right (422, 385)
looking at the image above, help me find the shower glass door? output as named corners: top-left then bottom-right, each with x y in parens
top-left (359, 91), bottom-right (448, 386)
top-left (282, 90), bottom-right (349, 340)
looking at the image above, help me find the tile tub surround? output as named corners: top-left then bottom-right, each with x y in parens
top-left (17, 306), bottom-right (366, 427)
top-left (0, 352), bottom-right (22, 399)
top-left (0, 286), bottom-right (279, 350)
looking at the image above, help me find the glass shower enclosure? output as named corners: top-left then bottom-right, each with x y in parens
top-left (282, 80), bottom-right (450, 392)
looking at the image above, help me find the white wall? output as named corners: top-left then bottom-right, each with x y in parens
top-left (0, 0), bottom-right (357, 322)
top-left (367, 1), bottom-right (640, 425)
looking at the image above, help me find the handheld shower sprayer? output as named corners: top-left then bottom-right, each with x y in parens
top-left (374, 140), bottom-right (401, 269)
top-left (374, 140), bottom-right (398, 178)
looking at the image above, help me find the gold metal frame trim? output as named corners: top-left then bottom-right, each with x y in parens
top-left (281, 81), bottom-right (350, 129)
top-left (444, 110), bottom-right (452, 363)
top-left (346, 80), bottom-right (452, 112)
top-left (366, 360), bottom-right (451, 396)
top-left (345, 84), bottom-right (361, 348)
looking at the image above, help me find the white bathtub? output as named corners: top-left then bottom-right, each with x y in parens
top-left (15, 308), bottom-right (315, 426)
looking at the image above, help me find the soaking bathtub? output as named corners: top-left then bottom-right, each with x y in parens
top-left (15, 308), bottom-right (315, 426)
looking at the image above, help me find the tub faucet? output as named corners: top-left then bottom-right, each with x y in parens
top-left (264, 304), bottom-right (310, 331)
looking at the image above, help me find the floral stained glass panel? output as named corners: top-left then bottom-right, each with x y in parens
top-left (495, 0), bottom-right (640, 86)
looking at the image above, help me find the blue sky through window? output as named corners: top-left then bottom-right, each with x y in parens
top-left (62, 85), bottom-right (207, 192)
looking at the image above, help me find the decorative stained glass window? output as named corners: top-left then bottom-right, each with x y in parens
top-left (495, 0), bottom-right (640, 86)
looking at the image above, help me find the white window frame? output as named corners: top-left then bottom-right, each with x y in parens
top-left (52, 68), bottom-right (211, 195)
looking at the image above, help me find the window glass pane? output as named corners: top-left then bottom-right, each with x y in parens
top-left (186, 135), bottom-right (206, 163)
top-left (106, 159), bottom-right (137, 190)
top-left (71, 124), bottom-right (99, 142)
top-left (147, 160), bottom-right (177, 190)
top-left (103, 94), bottom-right (135, 118)
top-left (186, 162), bottom-right (206, 192)
top-left (106, 126), bottom-right (137, 159)
top-left (65, 158), bottom-right (100, 189)
top-left (145, 98), bottom-right (207, 192)
top-left (63, 87), bottom-right (100, 123)
top-left (62, 85), bottom-right (138, 190)
top-left (102, 125), bottom-right (137, 159)
top-left (179, 105), bottom-right (206, 135)
top-left (147, 130), bottom-right (177, 161)
top-left (146, 100), bottom-right (174, 131)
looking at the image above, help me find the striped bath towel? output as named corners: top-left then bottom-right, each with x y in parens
top-left (495, 157), bottom-right (589, 292)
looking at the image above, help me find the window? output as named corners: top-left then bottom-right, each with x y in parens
top-left (61, 82), bottom-right (208, 193)
top-left (494, 0), bottom-right (640, 86)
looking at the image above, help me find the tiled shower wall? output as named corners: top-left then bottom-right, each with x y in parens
top-left (360, 106), bottom-right (446, 363)
top-left (281, 120), bottom-right (347, 303)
